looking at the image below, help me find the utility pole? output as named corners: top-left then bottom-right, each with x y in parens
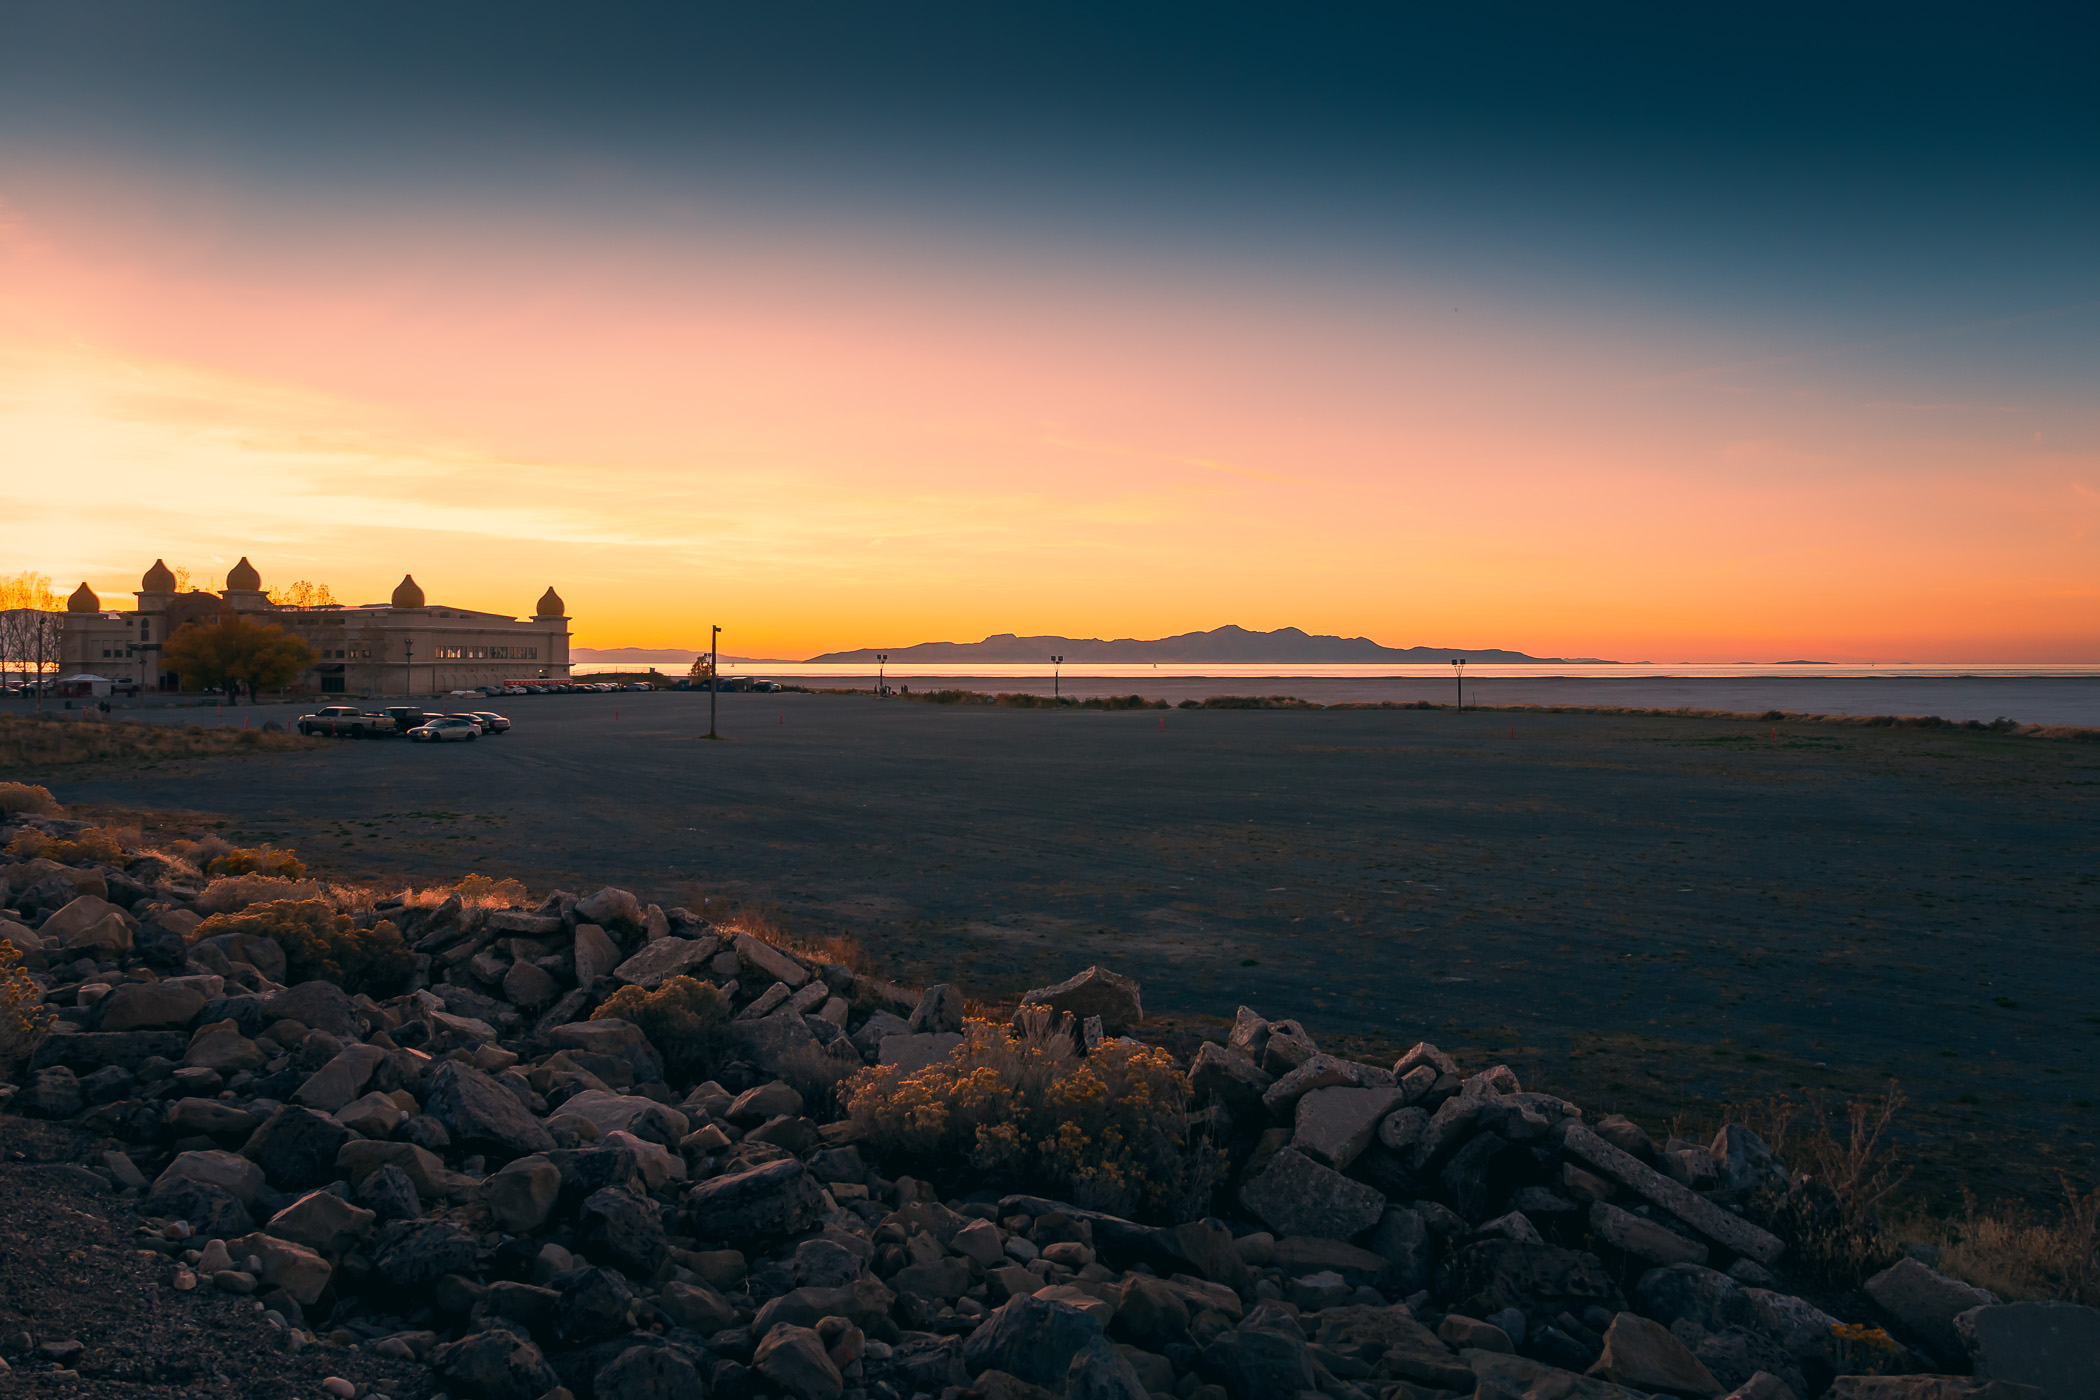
top-left (1451, 657), bottom-right (1465, 711)
top-left (404, 637), bottom-right (414, 699)
top-left (1052, 654), bottom-right (1063, 699)
top-left (708, 624), bottom-right (720, 740)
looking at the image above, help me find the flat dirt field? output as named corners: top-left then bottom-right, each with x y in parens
top-left (31, 691), bottom-right (2100, 1204)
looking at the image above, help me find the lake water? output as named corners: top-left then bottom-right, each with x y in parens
top-left (578, 661), bottom-right (2100, 726)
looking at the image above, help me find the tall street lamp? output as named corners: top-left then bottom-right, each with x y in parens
top-left (708, 624), bottom-right (720, 740)
top-left (876, 653), bottom-right (888, 697)
top-left (1051, 654), bottom-right (1063, 699)
top-left (1451, 657), bottom-right (1465, 711)
top-left (403, 638), bottom-right (414, 698)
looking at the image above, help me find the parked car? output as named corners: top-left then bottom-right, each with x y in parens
top-left (298, 706), bottom-right (396, 738)
top-left (467, 711), bottom-right (511, 734)
top-left (408, 715), bottom-right (480, 742)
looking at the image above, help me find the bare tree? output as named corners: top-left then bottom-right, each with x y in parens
top-left (0, 573), bottom-right (63, 704)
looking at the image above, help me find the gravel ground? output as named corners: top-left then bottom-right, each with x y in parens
top-left (0, 1118), bottom-right (431, 1400)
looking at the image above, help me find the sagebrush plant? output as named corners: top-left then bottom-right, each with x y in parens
top-left (592, 975), bottom-right (731, 1083)
top-left (203, 844), bottom-right (305, 878)
top-left (0, 782), bottom-right (59, 816)
top-left (843, 1009), bottom-right (1218, 1221)
top-left (0, 941), bottom-right (51, 1071)
top-left (1727, 1083), bottom-right (1909, 1289)
top-left (191, 898), bottom-right (412, 997)
top-left (5, 825), bottom-right (132, 866)
top-left (196, 874), bottom-right (325, 914)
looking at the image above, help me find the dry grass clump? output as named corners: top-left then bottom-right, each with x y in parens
top-left (1176, 695), bottom-right (1321, 709)
top-left (5, 825), bottom-right (134, 867)
top-left (1895, 1183), bottom-right (2100, 1305)
top-left (592, 975), bottom-right (730, 1083)
top-left (0, 714), bottom-right (320, 768)
top-left (0, 941), bottom-right (51, 1073)
top-left (0, 783), bottom-right (59, 816)
top-left (843, 1009), bottom-right (1217, 1220)
top-left (196, 874), bottom-right (326, 913)
top-left (887, 689), bottom-right (1167, 710)
top-left (1724, 1084), bottom-right (1910, 1289)
top-left (190, 898), bottom-right (412, 996)
top-left (203, 844), bottom-right (305, 878)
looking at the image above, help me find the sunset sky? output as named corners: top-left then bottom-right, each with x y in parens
top-left (2, 4), bottom-right (2095, 660)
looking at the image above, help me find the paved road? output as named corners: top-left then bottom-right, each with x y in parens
top-left (36, 689), bottom-right (2100, 1198)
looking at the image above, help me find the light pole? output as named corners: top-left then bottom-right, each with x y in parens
top-left (708, 624), bottom-right (720, 740)
top-left (1051, 654), bottom-right (1063, 699)
top-left (403, 638), bottom-right (415, 699)
top-left (876, 653), bottom-right (888, 697)
top-left (1451, 657), bottom-right (1465, 711)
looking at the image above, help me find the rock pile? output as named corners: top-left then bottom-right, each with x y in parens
top-left (0, 810), bottom-right (2089, 1400)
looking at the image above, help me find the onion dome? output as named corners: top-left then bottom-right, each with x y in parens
top-left (141, 559), bottom-right (176, 593)
top-left (535, 585), bottom-right (565, 617)
top-left (391, 574), bottom-right (426, 608)
top-left (66, 582), bottom-right (100, 613)
top-left (225, 556), bottom-right (261, 591)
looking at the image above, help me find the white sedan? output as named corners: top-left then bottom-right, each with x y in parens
top-left (408, 715), bottom-right (481, 743)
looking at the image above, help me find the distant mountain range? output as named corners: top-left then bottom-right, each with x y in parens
top-left (807, 626), bottom-right (1616, 664)
top-left (570, 647), bottom-right (780, 664)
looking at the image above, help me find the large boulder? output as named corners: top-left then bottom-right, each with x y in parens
top-left (556, 1090), bottom-right (688, 1147)
top-left (369, 1218), bottom-right (479, 1288)
top-left (430, 1326), bottom-right (560, 1400)
top-left (1437, 1241), bottom-right (1621, 1319)
top-left (545, 1019), bottom-right (665, 1084)
top-left (1019, 966), bottom-right (1142, 1034)
top-left (1238, 1147), bottom-right (1386, 1241)
top-left (242, 1105), bottom-right (355, 1191)
top-left (736, 933), bottom-right (809, 988)
top-left (94, 981), bottom-right (206, 1032)
top-left (266, 1189), bottom-right (376, 1255)
top-left (223, 1230), bottom-right (334, 1306)
top-left (1957, 1301), bottom-right (2100, 1400)
top-left (572, 923), bottom-right (622, 986)
top-left (1588, 1312), bottom-right (1722, 1396)
top-left (555, 1265), bottom-right (636, 1344)
top-left (963, 1293), bottom-right (1107, 1390)
top-left (576, 886), bottom-right (643, 928)
top-left (1066, 1335), bottom-right (1148, 1400)
top-left (611, 935), bottom-right (718, 989)
top-left (1866, 1258), bottom-right (1999, 1365)
top-left (263, 981), bottom-right (359, 1040)
top-left (31, 1030), bottom-right (187, 1074)
top-left (595, 1343), bottom-right (706, 1400)
top-left (877, 1031), bottom-right (964, 1077)
top-left (484, 1155), bottom-right (562, 1234)
top-left (154, 1149), bottom-right (266, 1204)
top-left (42, 895), bottom-right (134, 949)
top-left (142, 1177), bottom-right (253, 1237)
top-left (184, 1021), bottom-right (266, 1074)
top-left (291, 1043), bottom-right (388, 1114)
top-left (1293, 1086), bottom-right (1405, 1170)
top-left (1188, 1042), bottom-right (1273, 1115)
top-left (1313, 1305), bottom-right (1476, 1390)
top-left (753, 1323), bottom-right (845, 1400)
top-left (684, 1157), bottom-right (827, 1242)
top-left (19, 1067), bottom-right (81, 1118)
top-left (1636, 1262), bottom-right (1759, 1334)
top-left (579, 1185), bottom-right (671, 1275)
top-left (1200, 1327), bottom-right (1316, 1400)
top-left (423, 1060), bottom-right (557, 1158)
top-left (1589, 1200), bottom-right (1708, 1266)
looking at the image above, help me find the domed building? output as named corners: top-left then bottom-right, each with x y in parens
top-left (56, 558), bottom-right (572, 695)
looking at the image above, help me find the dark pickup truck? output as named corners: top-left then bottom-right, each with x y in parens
top-left (297, 706), bottom-right (396, 738)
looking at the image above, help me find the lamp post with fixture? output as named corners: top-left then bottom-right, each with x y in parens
top-left (1451, 657), bottom-right (1465, 711)
top-left (1052, 654), bottom-right (1063, 699)
top-left (876, 653), bottom-right (888, 697)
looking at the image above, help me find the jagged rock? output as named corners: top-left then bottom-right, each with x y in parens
top-left (685, 1156), bottom-right (826, 1242)
top-left (156, 1148), bottom-right (266, 1203)
top-left (736, 932), bottom-right (810, 987)
top-left (354, 1162), bottom-right (423, 1221)
top-left (1562, 1123), bottom-right (1785, 1264)
top-left (429, 1325), bottom-right (560, 1400)
top-left (611, 935), bottom-right (717, 989)
top-left (1588, 1312), bottom-right (1722, 1396)
top-left (143, 1177), bottom-right (253, 1236)
top-left (184, 1021), bottom-right (266, 1074)
top-left (572, 922), bottom-right (621, 986)
top-left (754, 1323), bottom-right (845, 1400)
top-left (1263, 1053), bottom-right (1393, 1115)
top-left (33, 1029), bottom-right (188, 1073)
top-left (502, 958), bottom-right (560, 1008)
top-left (1365, 1206), bottom-right (1431, 1294)
top-left (555, 1265), bottom-right (635, 1343)
top-left (487, 910), bottom-right (564, 936)
top-left (96, 981), bottom-right (206, 1032)
top-left (576, 885), bottom-right (643, 928)
top-left (595, 1343), bottom-right (706, 1400)
top-left (546, 1018), bottom-right (665, 1083)
top-left (1188, 1041), bottom-right (1273, 1115)
top-left (750, 1277), bottom-right (897, 1335)
top-left (1201, 1326), bottom-right (1315, 1400)
top-left (849, 1009), bottom-right (911, 1059)
top-left (1019, 965), bottom-right (1143, 1034)
top-left (659, 1280), bottom-right (739, 1334)
top-left (264, 981), bottom-right (359, 1040)
top-left (369, 1218), bottom-right (478, 1287)
top-left (242, 1104), bottom-right (355, 1190)
top-left (1259, 1018), bottom-right (1318, 1075)
top-left (1720, 1374), bottom-right (1799, 1400)
top-left (223, 1230), bottom-right (333, 1305)
top-left (1637, 1263), bottom-right (1759, 1335)
top-left (334, 1090), bottom-right (407, 1138)
top-left (424, 1060), bottom-right (557, 1157)
top-left (1238, 1146), bottom-right (1386, 1241)
top-left (339, 1139), bottom-right (446, 1199)
top-left (1155, 1218), bottom-right (1258, 1296)
top-left (1065, 1334), bottom-right (1148, 1400)
top-left (1437, 1240), bottom-right (1620, 1319)
top-left (1442, 1129), bottom-right (1528, 1222)
top-left (964, 1293), bottom-right (1107, 1390)
top-left (1709, 1123), bottom-right (1788, 1194)
top-left (484, 1155), bottom-right (562, 1234)
top-left (43, 894), bottom-right (135, 949)
top-left (908, 983), bottom-right (965, 1033)
top-left (1866, 1258), bottom-right (1999, 1365)
top-left (558, 1090), bottom-right (689, 1146)
top-left (1822, 1380), bottom-right (2047, 1400)
top-left (1588, 1200), bottom-right (1708, 1266)
top-left (266, 1189), bottom-right (375, 1254)
top-left (1110, 1274), bottom-right (1191, 1351)
top-left (1465, 1348), bottom-right (1653, 1400)
top-left (1956, 1301), bottom-right (2100, 1399)
top-left (20, 1066), bottom-right (81, 1118)
top-left (290, 1042), bottom-right (388, 1114)
top-left (1695, 1327), bottom-right (1808, 1398)
top-left (579, 1184), bottom-right (671, 1275)
top-left (1313, 1305), bottom-right (1477, 1389)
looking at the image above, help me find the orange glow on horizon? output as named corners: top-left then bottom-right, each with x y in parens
top-left (3, 180), bottom-right (2095, 663)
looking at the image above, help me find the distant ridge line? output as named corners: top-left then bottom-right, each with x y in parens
top-left (806, 625), bottom-right (1615, 665)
